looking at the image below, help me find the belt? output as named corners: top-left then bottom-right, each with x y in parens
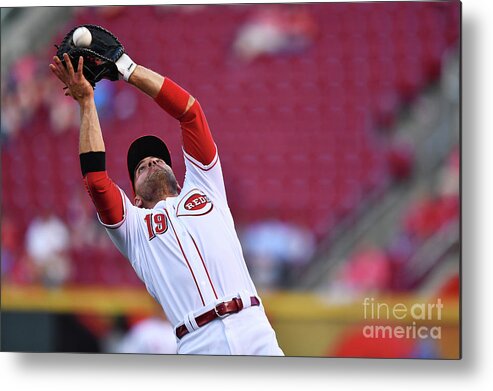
top-left (175, 296), bottom-right (260, 339)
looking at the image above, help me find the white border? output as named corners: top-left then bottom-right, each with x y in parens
top-left (2, 0), bottom-right (491, 390)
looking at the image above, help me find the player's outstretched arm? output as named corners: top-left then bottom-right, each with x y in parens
top-left (126, 65), bottom-right (216, 166)
top-left (49, 54), bottom-right (105, 154)
top-left (49, 54), bottom-right (123, 226)
top-left (127, 65), bottom-right (195, 118)
top-left (128, 65), bottom-right (165, 99)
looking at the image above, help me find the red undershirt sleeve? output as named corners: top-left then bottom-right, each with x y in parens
top-left (83, 171), bottom-right (124, 226)
top-left (154, 78), bottom-right (216, 165)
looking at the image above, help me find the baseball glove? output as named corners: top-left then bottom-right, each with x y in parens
top-left (55, 24), bottom-right (126, 87)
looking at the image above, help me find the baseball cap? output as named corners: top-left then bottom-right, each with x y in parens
top-left (127, 135), bottom-right (172, 189)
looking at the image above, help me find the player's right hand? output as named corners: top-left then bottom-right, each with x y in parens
top-left (49, 53), bottom-right (94, 102)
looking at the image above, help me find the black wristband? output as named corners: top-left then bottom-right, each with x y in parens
top-left (80, 151), bottom-right (106, 176)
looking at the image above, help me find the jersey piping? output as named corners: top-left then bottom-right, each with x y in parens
top-left (164, 209), bottom-right (205, 306)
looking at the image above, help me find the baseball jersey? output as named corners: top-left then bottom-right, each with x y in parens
top-left (84, 77), bottom-right (283, 355)
top-left (103, 149), bottom-right (259, 327)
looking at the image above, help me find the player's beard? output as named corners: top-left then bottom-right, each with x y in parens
top-left (138, 167), bottom-right (178, 204)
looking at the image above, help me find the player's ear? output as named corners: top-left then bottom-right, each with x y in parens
top-left (134, 196), bottom-right (143, 208)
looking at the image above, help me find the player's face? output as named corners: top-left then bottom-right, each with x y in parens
top-left (134, 156), bottom-right (167, 181)
top-left (134, 156), bottom-right (178, 206)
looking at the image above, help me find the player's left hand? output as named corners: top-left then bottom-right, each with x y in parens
top-left (54, 25), bottom-right (136, 86)
top-left (49, 53), bottom-right (94, 102)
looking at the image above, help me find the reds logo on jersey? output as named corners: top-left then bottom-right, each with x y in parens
top-left (176, 189), bottom-right (213, 217)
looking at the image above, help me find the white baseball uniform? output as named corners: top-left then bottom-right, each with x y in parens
top-left (83, 77), bottom-right (283, 355)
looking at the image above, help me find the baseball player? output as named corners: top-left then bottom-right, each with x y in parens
top-left (49, 36), bottom-right (284, 355)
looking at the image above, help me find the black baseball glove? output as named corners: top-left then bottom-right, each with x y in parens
top-left (55, 24), bottom-right (130, 87)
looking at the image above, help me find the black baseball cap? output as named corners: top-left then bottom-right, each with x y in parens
top-left (127, 135), bottom-right (172, 190)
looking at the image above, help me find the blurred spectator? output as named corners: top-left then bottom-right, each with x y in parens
top-left (359, 146), bottom-right (459, 292)
top-left (1, 53), bottom-right (79, 138)
top-left (2, 56), bottom-right (40, 135)
top-left (241, 219), bottom-right (316, 288)
top-left (1, 213), bottom-right (22, 279)
top-left (438, 145), bottom-right (459, 197)
top-left (114, 315), bottom-right (177, 354)
top-left (48, 93), bottom-right (79, 134)
top-left (1, 93), bottom-right (22, 142)
top-left (386, 136), bottom-right (415, 182)
top-left (334, 244), bottom-right (391, 298)
top-left (386, 231), bottom-right (418, 290)
top-left (402, 193), bottom-right (458, 241)
top-left (25, 209), bottom-right (71, 287)
top-left (233, 6), bottom-right (317, 62)
top-left (67, 187), bottom-right (112, 251)
top-left (93, 79), bottom-right (116, 122)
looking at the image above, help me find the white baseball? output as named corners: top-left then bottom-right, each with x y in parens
top-left (72, 27), bottom-right (92, 47)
